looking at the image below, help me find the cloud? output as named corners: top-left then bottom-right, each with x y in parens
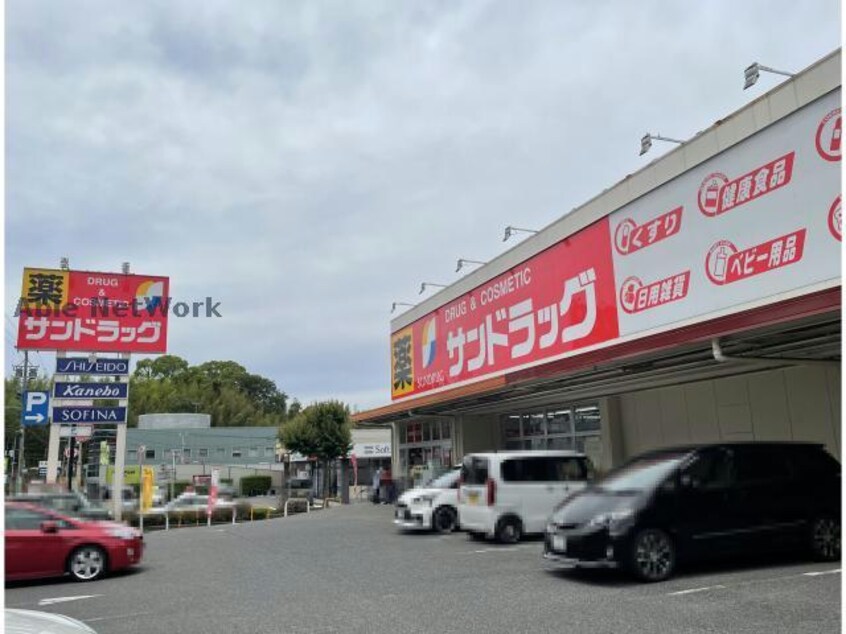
top-left (5, 0), bottom-right (840, 409)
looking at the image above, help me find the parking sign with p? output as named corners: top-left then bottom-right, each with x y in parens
top-left (22, 391), bottom-right (50, 427)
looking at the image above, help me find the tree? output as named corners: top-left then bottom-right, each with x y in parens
top-left (279, 401), bottom-right (352, 499)
top-left (128, 355), bottom-right (290, 427)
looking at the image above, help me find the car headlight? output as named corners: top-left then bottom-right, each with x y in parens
top-left (411, 494), bottom-right (435, 506)
top-left (587, 509), bottom-right (634, 529)
top-left (107, 527), bottom-right (139, 540)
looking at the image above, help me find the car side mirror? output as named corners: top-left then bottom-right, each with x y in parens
top-left (40, 521), bottom-right (59, 534)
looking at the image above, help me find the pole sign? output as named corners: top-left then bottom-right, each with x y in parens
top-left (16, 268), bottom-right (169, 353)
top-left (56, 357), bottom-right (129, 376)
top-left (21, 391), bottom-right (50, 427)
top-left (53, 382), bottom-right (128, 399)
top-left (52, 407), bottom-right (127, 424)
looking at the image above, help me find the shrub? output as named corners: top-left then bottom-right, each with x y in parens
top-left (240, 475), bottom-right (272, 496)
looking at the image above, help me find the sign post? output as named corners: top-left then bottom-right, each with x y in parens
top-left (207, 468), bottom-right (220, 527)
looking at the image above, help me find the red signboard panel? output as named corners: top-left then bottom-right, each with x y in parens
top-left (16, 268), bottom-right (169, 353)
top-left (391, 219), bottom-right (619, 399)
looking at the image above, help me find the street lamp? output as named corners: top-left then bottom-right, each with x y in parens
top-left (639, 133), bottom-right (684, 156)
top-left (743, 62), bottom-right (795, 90)
top-left (418, 282), bottom-right (447, 295)
top-left (391, 302), bottom-right (414, 314)
top-left (455, 259), bottom-right (487, 273)
top-left (503, 226), bottom-right (538, 242)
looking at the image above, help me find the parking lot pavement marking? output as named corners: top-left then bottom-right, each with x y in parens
top-left (38, 594), bottom-right (102, 606)
top-left (460, 544), bottom-right (541, 555)
top-left (802, 568), bottom-right (841, 577)
top-left (84, 611), bottom-right (158, 623)
top-left (668, 585), bottom-right (726, 596)
top-left (667, 567), bottom-right (841, 596)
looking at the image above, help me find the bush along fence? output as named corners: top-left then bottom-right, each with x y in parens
top-left (239, 475), bottom-right (272, 496)
top-left (124, 499), bottom-right (318, 532)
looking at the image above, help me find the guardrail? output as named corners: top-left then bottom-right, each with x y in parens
top-left (283, 498), bottom-right (310, 517)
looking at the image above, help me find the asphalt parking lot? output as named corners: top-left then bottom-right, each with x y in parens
top-left (5, 503), bottom-right (841, 634)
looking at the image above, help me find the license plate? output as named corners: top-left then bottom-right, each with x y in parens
top-left (552, 535), bottom-right (566, 552)
top-left (467, 491), bottom-right (480, 505)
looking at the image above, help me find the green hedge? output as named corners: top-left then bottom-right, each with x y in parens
top-left (240, 475), bottom-right (272, 496)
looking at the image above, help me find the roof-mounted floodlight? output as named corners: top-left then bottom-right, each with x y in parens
top-left (390, 302), bottom-right (414, 314)
top-left (455, 258), bottom-right (487, 273)
top-left (743, 62), bottom-right (795, 90)
top-left (418, 282), bottom-right (447, 295)
top-left (502, 226), bottom-right (538, 242)
top-left (639, 133), bottom-right (684, 156)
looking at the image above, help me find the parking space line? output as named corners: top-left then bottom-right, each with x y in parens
top-left (667, 567), bottom-right (841, 596)
top-left (38, 594), bottom-right (102, 606)
top-left (460, 544), bottom-right (540, 555)
top-left (802, 568), bottom-right (840, 577)
top-left (668, 585), bottom-right (726, 596)
top-left (85, 611), bottom-right (158, 623)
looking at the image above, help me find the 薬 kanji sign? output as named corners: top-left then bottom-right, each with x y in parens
top-left (16, 268), bottom-right (169, 353)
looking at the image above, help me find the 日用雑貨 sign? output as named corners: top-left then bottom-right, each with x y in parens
top-left (52, 407), bottom-right (127, 425)
top-left (16, 268), bottom-right (169, 353)
top-left (53, 382), bottom-right (128, 400)
top-left (56, 357), bottom-right (129, 376)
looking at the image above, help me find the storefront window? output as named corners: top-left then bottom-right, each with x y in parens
top-left (547, 409), bottom-right (572, 434)
top-left (574, 405), bottom-right (601, 432)
top-left (504, 416), bottom-right (521, 439)
top-left (502, 403), bottom-right (601, 452)
top-left (397, 419), bottom-right (454, 490)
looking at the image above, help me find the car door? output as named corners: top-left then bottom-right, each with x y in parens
top-left (673, 447), bottom-right (743, 556)
top-left (5, 506), bottom-right (66, 579)
top-left (732, 446), bottom-right (803, 544)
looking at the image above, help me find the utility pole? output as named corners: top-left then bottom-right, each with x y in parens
top-left (67, 435), bottom-right (76, 491)
top-left (18, 351), bottom-right (29, 494)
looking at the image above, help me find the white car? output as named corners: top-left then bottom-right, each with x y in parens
top-left (458, 450), bottom-right (593, 543)
top-left (147, 493), bottom-right (235, 515)
top-left (6, 609), bottom-right (98, 634)
top-left (394, 467), bottom-right (461, 533)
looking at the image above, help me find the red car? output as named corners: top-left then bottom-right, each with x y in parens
top-left (5, 501), bottom-right (143, 582)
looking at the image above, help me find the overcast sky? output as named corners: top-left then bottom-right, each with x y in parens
top-left (5, 0), bottom-right (841, 411)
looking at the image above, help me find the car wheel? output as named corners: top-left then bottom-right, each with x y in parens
top-left (432, 506), bottom-right (457, 534)
top-left (810, 516), bottom-right (841, 561)
top-left (630, 528), bottom-right (675, 582)
top-left (495, 516), bottom-right (523, 544)
top-left (68, 545), bottom-right (107, 582)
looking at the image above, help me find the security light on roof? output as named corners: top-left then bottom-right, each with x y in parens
top-left (502, 226), bottom-right (538, 242)
top-left (743, 62), bottom-right (795, 90)
top-left (639, 133), bottom-right (684, 157)
top-left (391, 302), bottom-right (414, 314)
top-left (455, 258), bottom-right (487, 273)
top-left (418, 282), bottom-right (447, 295)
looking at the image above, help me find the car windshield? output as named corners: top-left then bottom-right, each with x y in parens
top-left (595, 454), bottom-right (688, 493)
top-left (425, 470), bottom-right (459, 489)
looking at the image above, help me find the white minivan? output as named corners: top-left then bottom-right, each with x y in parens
top-left (458, 450), bottom-right (593, 543)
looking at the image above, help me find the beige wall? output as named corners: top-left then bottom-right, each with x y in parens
top-left (615, 365), bottom-right (841, 462)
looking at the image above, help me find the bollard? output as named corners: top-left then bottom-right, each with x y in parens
top-left (231, 506), bottom-right (236, 525)
top-left (165, 512), bottom-right (169, 531)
